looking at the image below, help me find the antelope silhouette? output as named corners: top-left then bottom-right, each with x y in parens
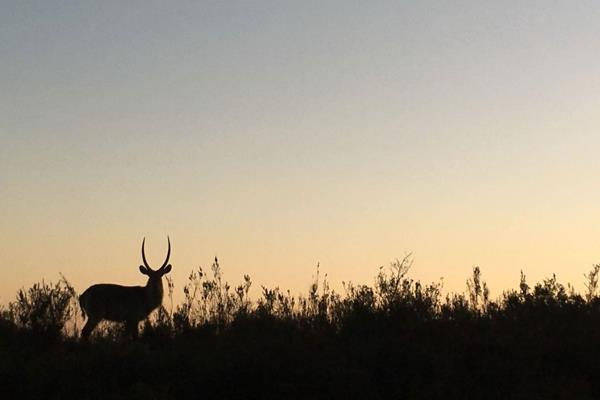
top-left (79, 237), bottom-right (172, 339)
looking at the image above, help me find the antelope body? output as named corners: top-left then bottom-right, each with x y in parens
top-left (79, 237), bottom-right (172, 339)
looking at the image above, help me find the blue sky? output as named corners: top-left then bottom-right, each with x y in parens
top-left (2, 1), bottom-right (600, 302)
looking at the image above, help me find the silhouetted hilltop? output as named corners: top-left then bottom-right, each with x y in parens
top-left (2, 258), bottom-right (600, 399)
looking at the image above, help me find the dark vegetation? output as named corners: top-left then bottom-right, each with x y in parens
top-left (3, 256), bottom-right (600, 399)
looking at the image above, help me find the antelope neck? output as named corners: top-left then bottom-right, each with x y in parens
top-left (145, 276), bottom-right (164, 309)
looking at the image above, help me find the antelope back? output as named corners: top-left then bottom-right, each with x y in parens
top-left (80, 284), bottom-right (150, 322)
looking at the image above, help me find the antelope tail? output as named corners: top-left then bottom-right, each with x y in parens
top-left (79, 294), bottom-right (87, 319)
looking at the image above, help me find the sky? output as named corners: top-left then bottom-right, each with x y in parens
top-left (2, 1), bottom-right (600, 304)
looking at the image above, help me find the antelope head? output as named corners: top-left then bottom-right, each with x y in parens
top-left (140, 236), bottom-right (172, 285)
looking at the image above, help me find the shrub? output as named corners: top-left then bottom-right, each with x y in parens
top-left (8, 275), bottom-right (76, 339)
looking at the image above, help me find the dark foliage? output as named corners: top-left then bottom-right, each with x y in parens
top-left (3, 259), bottom-right (600, 399)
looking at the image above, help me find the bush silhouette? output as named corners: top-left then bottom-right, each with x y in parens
top-left (7, 276), bottom-right (76, 340)
top-left (4, 259), bottom-right (600, 399)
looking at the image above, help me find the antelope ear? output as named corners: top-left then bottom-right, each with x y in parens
top-left (161, 264), bottom-right (172, 274)
top-left (139, 265), bottom-right (150, 275)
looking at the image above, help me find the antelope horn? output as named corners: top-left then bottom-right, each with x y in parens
top-left (160, 236), bottom-right (171, 269)
top-left (141, 237), bottom-right (152, 269)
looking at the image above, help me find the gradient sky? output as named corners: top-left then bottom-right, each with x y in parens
top-left (2, 1), bottom-right (600, 304)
